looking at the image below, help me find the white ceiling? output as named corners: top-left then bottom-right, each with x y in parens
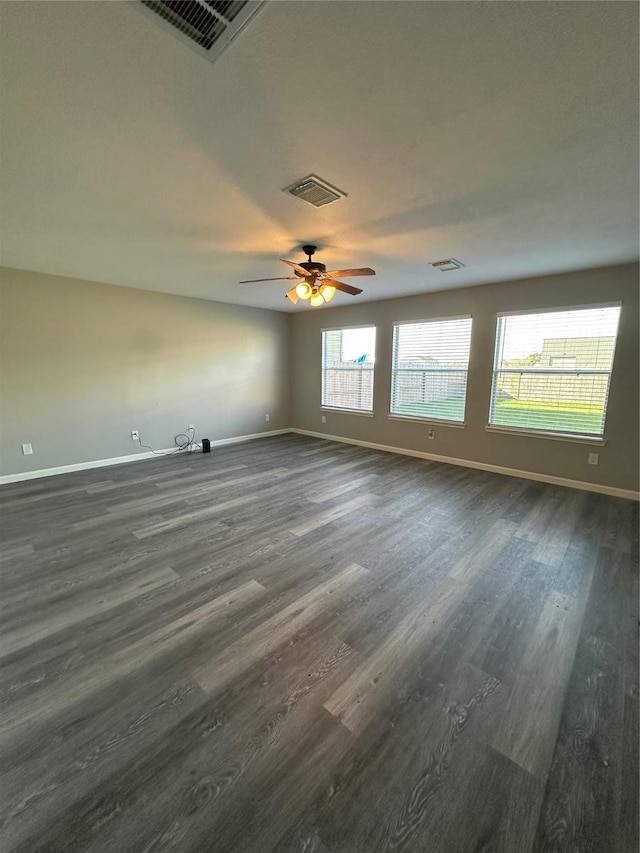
top-left (1, 1), bottom-right (638, 312)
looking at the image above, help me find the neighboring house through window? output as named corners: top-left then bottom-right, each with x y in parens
top-left (549, 356), bottom-right (577, 369)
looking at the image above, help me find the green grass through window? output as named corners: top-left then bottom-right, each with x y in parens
top-left (491, 399), bottom-right (604, 434)
top-left (393, 398), bottom-right (605, 434)
top-left (393, 400), bottom-right (466, 421)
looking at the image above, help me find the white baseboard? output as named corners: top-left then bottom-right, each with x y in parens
top-left (0, 429), bottom-right (291, 485)
top-left (205, 428), bottom-right (290, 449)
top-left (291, 428), bottom-right (640, 501)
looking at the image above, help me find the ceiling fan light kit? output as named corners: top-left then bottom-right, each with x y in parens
top-left (292, 279), bottom-right (336, 305)
top-left (240, 245), bottom-right (375, 308)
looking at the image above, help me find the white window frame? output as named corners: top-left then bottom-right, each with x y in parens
top-left (487, 303), bottom-right (621, 442)
top-left (321, 325), bottom-right (376, 415)
top-left (389, 315), bottom-right (472, 426)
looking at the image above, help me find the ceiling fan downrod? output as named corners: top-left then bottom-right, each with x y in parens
top-left (301, 244), bottom-right (317, 263)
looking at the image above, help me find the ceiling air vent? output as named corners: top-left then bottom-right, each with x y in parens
top-left (430, 258), bottom-right (465, 271)
top-left (284, 175), bottom-right (346, 208)
top-left (138, 0), bottom-right (264, 63)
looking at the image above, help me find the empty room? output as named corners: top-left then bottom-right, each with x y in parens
top-left (0, 2), bottom-right (638, 852)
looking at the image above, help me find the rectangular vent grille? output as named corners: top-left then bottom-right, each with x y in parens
top-left (284, 175), bottom-right (346, 208)
top-left (138, 0), bottom-right (264, 62)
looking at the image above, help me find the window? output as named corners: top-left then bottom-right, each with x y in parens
top-left (321, 326), bottom-right (376, 412)
top-left (390, 317), bottom-right (473, 423)
top-left (549, 356), bottom-right (577, 369)
top-left (489, 305), bottom-right (621, 438)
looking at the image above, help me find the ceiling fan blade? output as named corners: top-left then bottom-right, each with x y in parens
top-left (325, 278), bottom-right (363, 296)
top-left (285, 286), bottom-right (300, 304)
top-left (324, 268), bottom-right (376, 278)
top-left (239, 276), bottom-right (298, 284)
top-left (280, 259), bottom-right (312, 276)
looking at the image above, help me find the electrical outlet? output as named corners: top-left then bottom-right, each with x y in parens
top-left (427, 428), bottom-right (435, 440)
top-left (265, 413), bottom-right (270, 422)
top-left (21, 443), bottom-right (33, 455)
top-left (321, 415), bottom-right (326, 424)
top-left (588, 452), bottom-right (599, 465)
top-left (131, 430), bottom-right (140, 441)
top-left (188, 424), bottom-right (195, 431)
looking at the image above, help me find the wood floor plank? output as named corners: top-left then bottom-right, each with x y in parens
top-left (531, 547), bottom-right (636, 853)
top-left (490, 588), bottom-right (591, 780)
top-left (515, 485), bottom-right (565, 543)
top-left (0, 543), bottom-right (34, 563)
top-left (369, 671), bottom-right (504, 853)
top-left (532, 488), bottom-right (586, 567)
top-left (376, 742), bottom-right (545, 853)
top-left (131, 495), bottom-right (258, 539)
top-left (307, 473), bottom-right (379, 504)
top-left (290, 494), bottom-right (375, 537)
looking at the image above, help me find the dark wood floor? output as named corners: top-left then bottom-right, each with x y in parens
top-left (0, 434), bottom-right (637, 852)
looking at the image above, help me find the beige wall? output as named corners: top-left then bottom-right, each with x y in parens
top-left (0, 267), bottom-right (291, 476)
top-left (290, 263), bottom-right (639, 493)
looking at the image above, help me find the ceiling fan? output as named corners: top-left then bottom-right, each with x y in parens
top-left (240, 245), bottom-right (376, 306)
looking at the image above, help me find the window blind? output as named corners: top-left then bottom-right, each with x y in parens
top-left (391, 317), bottom-right (472, 422)
top-left (489, 305), bottom-right (621, 437)
top-left (321, 327), bottom-right (376, 412)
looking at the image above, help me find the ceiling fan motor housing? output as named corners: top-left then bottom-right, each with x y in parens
top-left (297, 261), bottom-right (326, 277)
top-left (296, 245), bottom-right (325, 277)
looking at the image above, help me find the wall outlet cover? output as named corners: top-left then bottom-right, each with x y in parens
top-left (21, 443), bottom-right (33, 455)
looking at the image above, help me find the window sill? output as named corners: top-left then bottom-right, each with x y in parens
top-left (388, 414), bottom-right (466, 429)
top-left (485, 425), bottom-right (607, 446)
top-left (321, 407), bottom-right (374, 418)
